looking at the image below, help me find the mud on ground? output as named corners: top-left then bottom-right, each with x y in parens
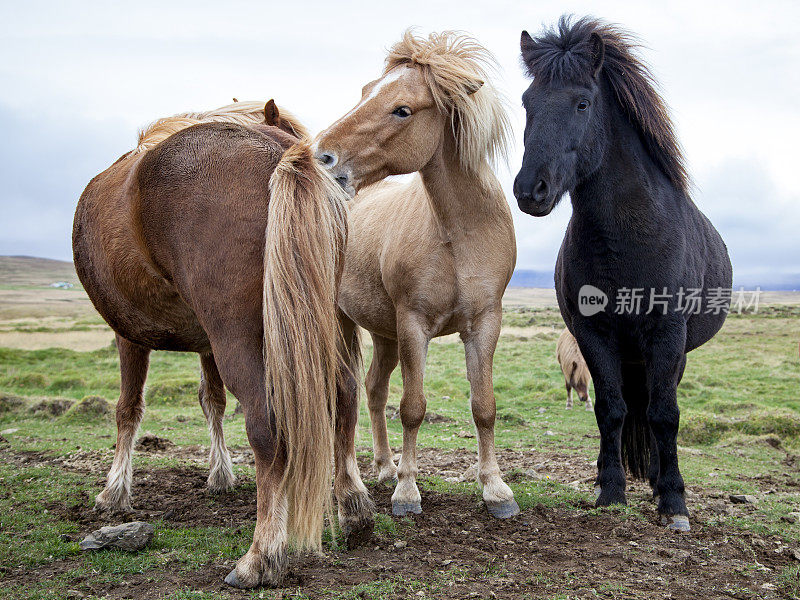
top-left (2, 444), bottom-right (798, 599)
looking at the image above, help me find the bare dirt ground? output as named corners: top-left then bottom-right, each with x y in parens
top-left (2, 443), bottom-right (795, 599)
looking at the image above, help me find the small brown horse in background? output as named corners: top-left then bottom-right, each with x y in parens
top-left (73, 100), bottom-right (372, 588)
top-left (315, 31), bottom-right (519, 519)
top-left (557, 329), bottom-right (593, 411)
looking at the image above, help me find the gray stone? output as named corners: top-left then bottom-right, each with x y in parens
top-left (79, 521), bottom-right (154, 552)
top-left (729, 494), bottom-right (757, 504)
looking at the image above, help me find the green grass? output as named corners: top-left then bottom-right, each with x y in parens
top-left (2, 307), bottom-right (800, 598)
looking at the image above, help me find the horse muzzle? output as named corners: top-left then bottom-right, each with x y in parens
top-left (513, 172), bottom-right (557, 216)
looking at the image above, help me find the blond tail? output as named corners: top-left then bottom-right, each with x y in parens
top-left (263, 141), bottom-right (349, 550)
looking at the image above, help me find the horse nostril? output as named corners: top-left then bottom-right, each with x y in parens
top-left (335, 174), bottom-right (349, 188)
top-left (534, 179), bottom-right (548, 198)
top-left (317, 152), bottom-right (337, 167)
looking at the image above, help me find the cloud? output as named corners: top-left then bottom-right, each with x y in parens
top-left (0, 0), bottom-right (798, 287)
top-left (0, 105), bottom-right (131, 258)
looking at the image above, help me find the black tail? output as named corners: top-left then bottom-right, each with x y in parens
top-left (620, 362), bottom-right (651, 480)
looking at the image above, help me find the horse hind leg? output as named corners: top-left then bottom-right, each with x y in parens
top-left (199, 353), bottom-right (235, 493)
top-left (96, 334), bottom-right (150, 512)
top-left (334, 314), bottom-right (375, 548)
top-left (365, 333), bottom-right (399, 483)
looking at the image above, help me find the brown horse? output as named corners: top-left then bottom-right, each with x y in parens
top-left (73, 100), bottom-right (373, 588)
top-left (315, 31), bottom-right (520, 518)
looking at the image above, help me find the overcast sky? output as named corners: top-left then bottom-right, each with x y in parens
top-left (1, 0), bottom-right (798, 286)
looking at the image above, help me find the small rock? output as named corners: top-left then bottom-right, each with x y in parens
top-left (545, 430), bottom-right (555, 436)
top-left (708, 500), bottom-right (731, 515)
top-left (175, 414), bottom-right (189, 422)
top-left (79, 521), bottom-right (154, 552)
top-left (730, 494), bottom-right (757, 504)
top-left (538, 407), bottom-right (547, 413)
top-left (792, 549), bottom-right (800, 562)
top-left (782, 514), bottom-right (798, 524)
top-left (441, 559), bottom-right (453, 566)
top-left (393, 540), bottom-right (407, 549)
top-left (457, 430), bottom-right (475, 439)
top-left (0, 428), bottom-right (19, 435)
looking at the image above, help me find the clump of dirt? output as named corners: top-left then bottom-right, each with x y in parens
top-left (60, 395), bottom-right (113, 422)
top-left (386, 404), bottom-right (455, 424)
top-left (134, 433), bottom-right (175, 453)
top-left (0, 392), bottom-right (26, 413)
top-left (30, 397), bottom-right (74, 417)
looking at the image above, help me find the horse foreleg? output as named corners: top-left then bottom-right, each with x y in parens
top-left (573, 321), bottom-right (627, 507)
top-left (96, 334), bottom-right (150, 512)
top-left (226, 406), bottom-right (287, 588)
top-left (199, 353), bottom-right (235, 492)
top-left (463, 308), bottom-right (519, 519)
top-left (391, 316), bottom-right (428, 516)
top-left (366, 333), bottom-right (399, 483)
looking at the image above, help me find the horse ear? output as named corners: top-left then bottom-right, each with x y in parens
top-left (264, 99), bottom-right (280, 126)
top-left (462, 78), bottom-right (484, 95)
top-left (520, 30), bottom-right (536, 67)
top-left (590, 32), bottom-right (605, 78)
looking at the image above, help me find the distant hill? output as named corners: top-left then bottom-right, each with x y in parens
top-left (0, 256), bottom-right (79, 287)
top-left (2, 256), bottom-right (798, 292)
top-left (509, 270), bottom-right (554, 288)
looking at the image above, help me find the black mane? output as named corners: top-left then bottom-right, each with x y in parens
top-left (521, 16), bottom-right (688, 193)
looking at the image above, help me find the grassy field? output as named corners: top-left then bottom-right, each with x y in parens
top-left (2, 257), bottom-right (800, 599)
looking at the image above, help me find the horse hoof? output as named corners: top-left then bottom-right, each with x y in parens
top-left (661, 514), bottom-right (690, 532)
top-left (392, 501), bottom-right (422, 516)
top-left (342, 517), bottom-right (375, 550)
top-left (224, 569), bottom-right (246, 589)
top-left (487, 499), bottom-right (520, 519)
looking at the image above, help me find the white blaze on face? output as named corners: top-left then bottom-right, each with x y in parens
top-left (320, 67), bottom-right (408, 136)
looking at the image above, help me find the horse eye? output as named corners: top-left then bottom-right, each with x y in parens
top-left (577, 99), bottom-right (590, 112)
top-left (392, 106), bottom-right (412, 118)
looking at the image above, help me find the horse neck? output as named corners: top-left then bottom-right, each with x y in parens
top-left (572, 101), bottom-right (683, 233)
top-left (418, 129), bottom-right (509, 242)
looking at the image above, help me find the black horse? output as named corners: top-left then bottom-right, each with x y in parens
top-left (514, 17), bottom-right (732, 530)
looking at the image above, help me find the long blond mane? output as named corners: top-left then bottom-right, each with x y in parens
top-left (385, 30), bottom-right (512, 174)
top-left (134, 100), bottom-right (310, 154)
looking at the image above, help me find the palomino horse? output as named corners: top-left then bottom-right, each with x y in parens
top-left (556, 329), bottom-right (593, 411)
top-left (315, 31), bottom-right (520, 519)
top-left (73, 100), bottom-right (373, 588)
top-left (515, 17), bottom-right (732, 530)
